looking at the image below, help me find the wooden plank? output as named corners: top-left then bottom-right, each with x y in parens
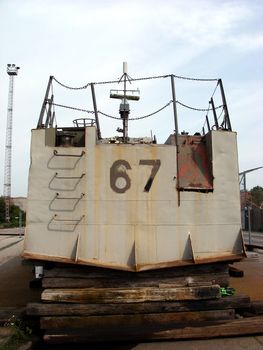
top-left (27, 295), bottom-right (250, 316)
top-left (44, 263), bottom-right (229, 279)
top-left (42, 273), bottom-right (229, 288)
top-left (40, 309), bottom-right (235, 330)
top-left (41, 285), bottom-right (221, 304)
top-left (250, 301), bottom-right (263, 314)
top-left (43, 315), bottom-right (263, 343)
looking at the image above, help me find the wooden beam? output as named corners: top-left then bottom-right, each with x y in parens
top-left (43, 315), bottom-right (263, 343)
top-left (44, 263), bottom-right (229, 279)
top-left (41, 285), bottom-right (221, 304)
top-left (250, 301), bottom-right (263, 314)
top-left (27, 295), bottom-right (250, 316)
top-left (42, 273), bottom-right (229, 288)
top-left (40, 309), bottom-right (235, 330)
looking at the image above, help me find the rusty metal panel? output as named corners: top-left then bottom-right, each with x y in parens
top-left (177, 134), bottom-right (213, 191)
top-left (23, 128), bottom-right (245, 271)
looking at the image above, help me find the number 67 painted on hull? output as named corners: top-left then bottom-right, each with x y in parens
top-left (110, 159), bottom-right (161, 194)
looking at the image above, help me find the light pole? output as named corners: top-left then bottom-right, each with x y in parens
top-left (3, 64), bottom-right (20, 223)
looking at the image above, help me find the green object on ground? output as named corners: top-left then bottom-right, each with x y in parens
top-left (220, 287), bottom-right (236, 297)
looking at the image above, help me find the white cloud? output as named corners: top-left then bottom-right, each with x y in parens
top-left (0, 0), bottom-right (262, 195)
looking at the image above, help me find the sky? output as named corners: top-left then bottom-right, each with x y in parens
top-left (0, 0), bottom-right (262, 197)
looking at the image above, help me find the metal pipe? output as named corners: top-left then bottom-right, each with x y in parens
top-left (218, 79), bottom-right (232, 131)
top-left (210, 98), bottom-right (219, 130)
top-left (170, 75), bottom-right (180, 206)
top-left (45, 95), bottom-right (54, 128)
top-left (90, 83), bottom-right (101, 140)
top-left (90, 83), bottom-right (101, 139)
top-left (123, 73), bottom-right (128, 143)
top-left (242, 172), bottom-right (251, 245)
top-left (50, 111), bottom-right (56, 127)
top-left (170, 75), bottom-right (179, 136)
top-left (206, 115), bottom-right (211, 132)
top-left (248, 206), bottom-right (252, 245)
top-left (37, 76), bottom-right (53, 129)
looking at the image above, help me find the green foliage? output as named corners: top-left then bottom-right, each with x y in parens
top-left (2, 315), bottom-right (34, 350)
top-left (0, 197), bottom-right (5, 223)
top-left (0, 197), bottom-right (26, 227)
top-left (250, 186), bottom-right (263, 207)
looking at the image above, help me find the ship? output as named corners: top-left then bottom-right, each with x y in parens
top-left (23, 63), bottom-right (248, 343)
top-left (23, 63), bottom-right (245, 271)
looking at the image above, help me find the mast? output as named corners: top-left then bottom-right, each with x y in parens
top-left (110, 62), bottom-right (140, 143)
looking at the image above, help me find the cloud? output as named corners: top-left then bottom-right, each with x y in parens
top-left (0, 0), bottom-right (262, 195)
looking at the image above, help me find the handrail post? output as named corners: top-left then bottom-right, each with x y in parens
top-left (218, 79), bottom-right (232, 131)
top-left (37, 76), bottom-right (53, 128)
top-left (170, 75), bottom-right (179, 136)
top-left (210, 98), bottom-right (219, 130)
top-left (170, 75), bottom-right (180, 206)
top-left (205, 115), bottom-right (211, 132)
top-left (45, 95), bottom-right (54, 128)
top-left (90, 83), bottom-right (102, 139)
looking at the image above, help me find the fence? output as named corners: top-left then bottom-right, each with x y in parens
top-left (241, 208), bottom-right (263, 232)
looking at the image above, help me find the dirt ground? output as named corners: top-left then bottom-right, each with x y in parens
top-left (0, 230), bottom-right (41, 307)
top-left (0, 255), bottom-right (41, 307)
top-left (230, 250), bottom-right (263, 301)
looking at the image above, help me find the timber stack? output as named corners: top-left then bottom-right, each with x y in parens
top-left (27, 262), bottom-right (263, 344)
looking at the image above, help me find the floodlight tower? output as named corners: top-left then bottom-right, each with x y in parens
top-left (3, 64), bottom-right (20, 223)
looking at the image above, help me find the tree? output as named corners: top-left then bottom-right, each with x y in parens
top-left (0, 197), bottom-right (5, 223)
top-left (0, 196), bottom-right (26, 227)
top-left (250, 186), bottom-right (263, 208)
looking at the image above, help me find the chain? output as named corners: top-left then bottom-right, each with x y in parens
top-left (53, 74), bottom-right (219, 90)
top-left (94, 79), bottom-right (120, 86)
top-left (201, 103), bottom-right (226, 134)
top-left (52, 77), bottom-right (89, 90)
top-left (98, 111), bottom-right (120, 120)
top-left (217, 108), bottom-right (225, 121)
top-left (177, 100), bottom-right (223, 112)
top-left (172, 74), bottom-right (218, 82)
top-left (129, 100), bottom-right (173, 120)
top-left (52, 103), bottom-right (94, 114)
top-left (52, 100), bottom-right (222, 120)
top-left (98, 100), bottom-right (173, 121)
top-left (129, 74), bottom-right (170, 82)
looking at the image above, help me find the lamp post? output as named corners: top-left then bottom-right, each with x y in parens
top-left (3, 64), bottom-right (20, 223)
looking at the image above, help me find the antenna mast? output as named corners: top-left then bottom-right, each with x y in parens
top-left (110, 62), bottom-right (140, 143)
top-left (3, 64), bottom-right (20, 223)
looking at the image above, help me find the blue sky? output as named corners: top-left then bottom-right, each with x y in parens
top-left (0, 0), bottom-right (262, 196)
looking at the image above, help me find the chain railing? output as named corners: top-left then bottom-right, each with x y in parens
top-left (52, 73), bottom-right (219, 90)
top-left (39, 73), bottom-right (231, 135)
top-left (51, 99), bottom-right (223, 122)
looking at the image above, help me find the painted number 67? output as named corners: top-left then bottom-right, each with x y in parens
top-left (110, 159), bottom-right (161, 194)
